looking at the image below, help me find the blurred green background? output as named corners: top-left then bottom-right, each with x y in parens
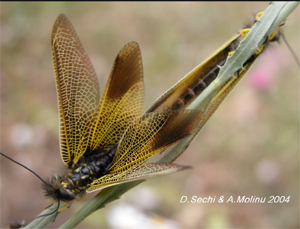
top-left (1, 2), bottom-right (299, 228)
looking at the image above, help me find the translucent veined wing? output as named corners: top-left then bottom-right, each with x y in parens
top-left (52, 14), bottom-right (100, 166)
top-left (87, 41), bottom-right (144, 154)
top-left (87, 110), bottom-right (202, 192)
top-left (87, 163), bottom-right (190, 192)
top-left (52, 14), bottom-right (144, 166)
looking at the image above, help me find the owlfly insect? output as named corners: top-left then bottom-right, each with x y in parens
top-left (1, 2), bottom-right (298, 228)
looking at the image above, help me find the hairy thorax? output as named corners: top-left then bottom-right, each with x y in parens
top-left (43, 146), bottom-right (117, 202)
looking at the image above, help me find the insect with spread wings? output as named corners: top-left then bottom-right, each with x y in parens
top-left (44, 14), bottom-right (202, 209)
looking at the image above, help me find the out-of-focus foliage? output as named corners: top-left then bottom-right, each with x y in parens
top-left (1, 2), bottom-right (299, 228)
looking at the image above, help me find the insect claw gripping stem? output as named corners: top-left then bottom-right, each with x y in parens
top-left (255, 11), bottom-right (264, 21)
top-left (57, 202), bottom-right (71, 213)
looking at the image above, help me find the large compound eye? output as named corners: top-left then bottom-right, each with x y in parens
top-left (58, 189), bottom-right (75, 201)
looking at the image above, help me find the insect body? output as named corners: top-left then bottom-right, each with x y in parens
top-left (44, 14), bottom-right (203, 207)
top-left (45, 10), bottom-right (284, 208)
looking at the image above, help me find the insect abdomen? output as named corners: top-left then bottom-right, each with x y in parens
top-left (171, 58), bottom-right (226, 110)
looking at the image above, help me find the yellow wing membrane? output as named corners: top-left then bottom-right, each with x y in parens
top-left (88, 42), bottom-right (144, 153)
top-left (52, 14), bottom-right (100, 166)
top-left (87, 163), bottom-right (190, 192)
top-left (88, 110), bottom-right (202, 192)
top-left (52, 14), bottom-right (144, 166)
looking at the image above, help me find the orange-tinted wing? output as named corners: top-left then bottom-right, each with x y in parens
top-left (87, 42), bottom-right (144, 154)
top-left (87, 110), bottom-right (202, 192)
top-left (52, 14), bottom-right (100, 166)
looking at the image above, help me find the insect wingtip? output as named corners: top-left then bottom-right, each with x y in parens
top-left (57, 13), bottom-right (68, 20)
top-left (179, 164), bottom-right (193, 171)
top-left (128, 41), bottom-right (140, 49)
top-left (54, 13), bottom-right (71, 28)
